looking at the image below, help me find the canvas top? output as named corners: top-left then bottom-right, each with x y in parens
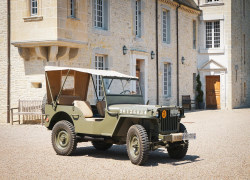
top-left (45, 66), bottom-right (138, 79)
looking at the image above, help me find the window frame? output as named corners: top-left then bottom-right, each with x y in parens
top-left (162, 9), bottom-right (171, 44)
top-left (94, 55), bottom-right (108, 99)
top-left (94, 0), bottom-right (104, 29)
top-left (193, 20), bottom-right (197, 49)
top-left (163, 63), bottom-right (171, 97)
top-left (206, 0), bottom-right (220, 3)
top-left (135, 0), bottom-right (142, 38)
top-left (70, 0), bottom-right (76, 18)
top-left (205, 20), bottom-right (220, 49)
top-left (30, 0), bottom-right (38, 16)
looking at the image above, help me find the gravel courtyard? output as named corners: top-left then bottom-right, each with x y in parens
top-left (0, 109), bottom-right (249, 179)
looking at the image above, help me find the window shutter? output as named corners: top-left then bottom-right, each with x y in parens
top-left (168, 64), bottom-right (171, 96)
top-left (167, 11), bottom-right (171, 44)
top-left (104, 0), bottom-right (108, 30)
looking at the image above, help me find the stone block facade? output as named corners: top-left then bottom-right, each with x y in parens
top-left (0, 1), bottom-right (8, 122)
top-left (4, 0), bottom-right (249, 123)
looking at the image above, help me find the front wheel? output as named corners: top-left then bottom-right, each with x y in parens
top-left (167, 123), bottom-right (189, 159)
top-left (51, 120), bottom-right (77, 156)
top-left (126, 125), bottom-right (149, 165)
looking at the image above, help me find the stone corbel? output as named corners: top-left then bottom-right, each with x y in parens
top-left (18, 47), bottom-right (30, 61)
top-left (35, 47), bottom-right (47, 60)
top-left (69, 48), bottom-right (79, 60)
top-left (48, 46), bottom-right (59, 62)
top-left (57, 47), bottom-right (70, 60)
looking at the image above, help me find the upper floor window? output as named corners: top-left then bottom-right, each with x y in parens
top-left (135, 0), bottom-right (142, 37)
top-left (70, 0), bottom-right (76, 18)
top-left (207, 0), bottom-right (219, 3)
top-left (93, 0), bottom-right (108, 30)
top-left (193, 20), bottom-right (197, 49)
top-left (162, 9), bottom-right (170, 44)
top-left (163, 63), bottom-right (171, 97)
top-left (206, 21), bottom-right (220, 48)
top-left (243, 0), bottom-right (245, 18)
top-left (31, 0), bottom-right (38, 16)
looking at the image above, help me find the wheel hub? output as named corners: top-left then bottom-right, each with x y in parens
top-left (130, 135), bottom-right (140, 158)
top-left (56, 130), bottom-right (69, 149)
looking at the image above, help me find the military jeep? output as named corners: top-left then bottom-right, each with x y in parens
top-left (44, 66), bottom-right (196, 165)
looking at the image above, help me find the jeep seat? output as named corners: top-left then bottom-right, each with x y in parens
top-left (96, 101), bottom-right (106, 117)
top-left (73, 100), bottom-right (93, 118)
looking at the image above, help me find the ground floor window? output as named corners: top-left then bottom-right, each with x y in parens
top-left (163, 63), bottom-right (171, 97)
top-left (95, 55), bottom-right (107, 99)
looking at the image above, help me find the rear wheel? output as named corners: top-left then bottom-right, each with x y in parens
top-left (126, 125), bottom-right (149, 165)
top-left (167, 123), bottom-right (188, 159)
top-left (51, 120), bottom-right (77, 156)
top-left (92, 141), bottom-right (113, 151)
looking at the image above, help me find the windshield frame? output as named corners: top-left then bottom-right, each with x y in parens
top-left (102, 76), bottom-right (143, 97)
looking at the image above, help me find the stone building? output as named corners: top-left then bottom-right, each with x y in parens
top-left (2, 0), bottom-right (249, 123)
top-left (0, 0), bottom-right (201, 123)
top-left (194, 0), bottom-right (250, 109)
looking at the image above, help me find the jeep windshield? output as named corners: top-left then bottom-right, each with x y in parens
top-left (103, 77), bottom-right (142, 96)
top-left (103, 77), bottom-right (144, 106)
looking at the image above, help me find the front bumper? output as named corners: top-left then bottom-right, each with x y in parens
top-left (159, 132), bottom-right (196, 143)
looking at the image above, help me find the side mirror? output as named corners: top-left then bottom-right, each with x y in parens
top-left (146, 100), bottom-right (149, 105)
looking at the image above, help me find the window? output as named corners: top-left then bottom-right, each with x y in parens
top-left (163, 63), bottom-right (171, 96)
top-left (93, 0), bottom-right (108, 30)
top-left (70, 0), bottom-right (76, 18)
top-left (206, 21), bottom-right (220, 48)
top-left (193, 20), bottom-right (197, 49)
top-left (135, 0), bottom-right (141, 37)
top-left (95, 55), bottom-right (108, 98)
top-left (243, 34), bottom-right (245, 64)
top-left (243, 0), bottom-right (245, 18)
top-left (162, 9), bottom-right (170, 44)
top-left (207, 0), bottom-right (219, 3)
top-left (31, 0), bottom-right (38, 16)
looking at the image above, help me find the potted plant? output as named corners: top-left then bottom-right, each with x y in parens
top-left (196, 74), bottom-right (204, 109)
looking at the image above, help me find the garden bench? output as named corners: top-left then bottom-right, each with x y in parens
top-left (182, 95), bottom-right (196, 110)
top-left (11, 100), bottom-right (45, 125)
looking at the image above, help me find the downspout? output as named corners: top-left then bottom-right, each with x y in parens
top-left (176, 4), bottom-right (180, 106)
top-left (155, 0), bottom-right (159, 104)
top-left (7, 0), bottom-right (11, 123)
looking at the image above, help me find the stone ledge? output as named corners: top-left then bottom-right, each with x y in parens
top-left (200, 2), bottom-right (224, 7)
top-left (23, 16), bottom-right (43, 22)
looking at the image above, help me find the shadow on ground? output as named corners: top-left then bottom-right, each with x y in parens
top-left (73, 144), bottom-right (202, 166)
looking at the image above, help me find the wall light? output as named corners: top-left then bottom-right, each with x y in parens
top-left (181, 56), bottom-right (185, 64)
top-left (151, 51), bottom-right (155, 59)
top-left (123, 45), bottom-right (128, 55)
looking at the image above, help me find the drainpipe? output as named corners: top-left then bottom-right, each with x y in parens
top-left (176, 5), bottom-right (180, 106)
top-left (7, 0), bottom-right (11, 123)
top-left (155, 0), bottom-right (159, 105)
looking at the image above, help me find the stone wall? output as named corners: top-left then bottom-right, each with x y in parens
top-left (0, 0), bottom-right (199, 123)
top-left (0, 1), bottom-right (8, 123)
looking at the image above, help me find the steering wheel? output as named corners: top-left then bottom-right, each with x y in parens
top-left (120, 90), bottom-right (131, 94)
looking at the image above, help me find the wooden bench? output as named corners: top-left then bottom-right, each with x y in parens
top-left (182, 95), bottom-right (196, 110)
top-left (11, 100), bottom-right (45, 125)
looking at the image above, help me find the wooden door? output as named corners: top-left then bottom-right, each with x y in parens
top-left (206, 76), bottom-right (220, 109)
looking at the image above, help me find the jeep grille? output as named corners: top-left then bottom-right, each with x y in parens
top-left (159, 109), bottom-right (179, 134)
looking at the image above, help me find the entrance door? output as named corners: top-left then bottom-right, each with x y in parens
top-left (206, 76), bottom-right (220, 109)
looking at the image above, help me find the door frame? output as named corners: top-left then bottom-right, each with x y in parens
top-left (130, 53), bottom-right (148, 104)
top-left (205, 75), bottom-right (221, 109)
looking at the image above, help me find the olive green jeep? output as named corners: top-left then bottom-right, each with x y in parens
top-left (44, 66), bottom-right (196, 165)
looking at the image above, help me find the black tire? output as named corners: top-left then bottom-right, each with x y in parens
top-left (167, 123), bottom-right (189, 159)
top-left (51, 120), bottom-right (77, 156)
top-left (126, 125), bottom-right (150, 165)
top-left (92, 141), bottom-right (113, 151)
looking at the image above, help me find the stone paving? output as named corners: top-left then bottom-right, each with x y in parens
top-left (0, 109), bottom-right (249, 179)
